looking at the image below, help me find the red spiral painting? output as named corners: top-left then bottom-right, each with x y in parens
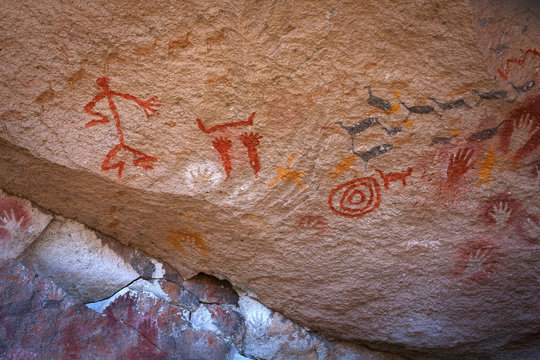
top-left (328, 177), bottom-right (382, 218)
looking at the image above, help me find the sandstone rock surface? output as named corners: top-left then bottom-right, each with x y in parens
top-left (1, 0), bottom-right (539, 357)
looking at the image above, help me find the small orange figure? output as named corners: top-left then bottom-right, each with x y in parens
top-left (84, 77), bottom-right (161, 178)
top-left (268, 153), bottom-right (309, 190)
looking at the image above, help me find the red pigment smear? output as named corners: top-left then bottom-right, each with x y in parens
top-left (239, 132), bottom-right (263, 177)
top-left (453, 240), bottom-right (501, 282)
top-left (328, 177), bottom-right (381, 218)
top-left (0, 198), bottom-right (31, 241)
top-left (446, 147), bottom-right (475, 185)
top-left (499, 94), bottom-right (540, 161)
top-left (295, 215), bottom-right (329, 235)
top-left (196, 112), bottom-right (255, 134)
top-left (497, 48), bottom-right (540, 81)
top-left (212, 136), bottom-right (233, 178)
top-left (480, 194), bottom-right (522, 227)
top-left (84, 77), bottom-right (160, 178)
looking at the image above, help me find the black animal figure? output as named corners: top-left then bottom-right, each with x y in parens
top-left (399, 101), bottom-right (436, 120)
top-left (512, 79), bottom-right (535, 94)
top-left (380, 125), bottom-right (402, 135)
top-left (467, 120), bottom-right (507, 142)
top-left (336, 118), bottom-right (381, 151)
top-left (336, 118), bottom-right (401, 154)
top-left (472, 89), bottom-right (510, 105)
top-left (430, 135), bottom-right (457, 146)
top-left (364, 86), bottom-right (392, 112)
top-left (428, 97), bottom-right (471, 117)
top-left (354, 143), bottom-right (394, 163)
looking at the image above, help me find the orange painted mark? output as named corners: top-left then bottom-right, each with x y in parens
top-left (206, 28), bottom-right (226, 52)
top-left (446, 147), bottom-right (474, 185)
top-left (135, 38), bottom-right (158, 61)
top-left (386, 92), bottom-right (401, 114)
top-left (268, 153), bottom-right (309, 190)
top-left (239, 132), bottom-right (263, 177)
top-left (450, 129), bottom-right (460, 136)
top-left (497, 48), bottom-right (540, 80)
top-left (212, 136), bottom-right (233, 178)
top-left (35, 82), bottom-right (55, 107)
top-left (66, 67), bottom-right (87, 91)
top-left (403, 120), bottom-right (414, 128)
top-left (167, 32), bottom-right (193, 55)
top-left (165, 121), bottom-right (176, 127)
top-left (196, 112), bottom-right (255, 134)
top-left (84, 77), bottom-right (161, 178)
top-left (107, 219), bottom-right (120, 229)
top-left (477, 145), bottom-right (522, 189)
top-left (167, 230), bottom-right (209, 257)
top-left (106, 206), bottom-right (117, 215)
top-left (328, 153), bottom-right (358, 180)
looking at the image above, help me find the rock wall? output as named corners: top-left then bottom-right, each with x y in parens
top-left (1, 190), bottom-right (403, 359)
top-left (0, 0), bottom-right (539, 358)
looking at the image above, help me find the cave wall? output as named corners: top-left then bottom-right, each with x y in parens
top-left (0, 0), bottom-right (539, 358)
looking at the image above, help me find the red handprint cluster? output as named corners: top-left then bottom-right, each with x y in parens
top-left (84, 77), bottom-right (161, 178)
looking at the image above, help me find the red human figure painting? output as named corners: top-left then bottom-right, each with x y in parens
top-left (239, 132), bottom-right (263, 177)
top-left (212, 136), bottom-right (233, 178)
top-left (196, 112), bottom-right (262, 178)
top-left (84, 77), bottom-right (161, 178)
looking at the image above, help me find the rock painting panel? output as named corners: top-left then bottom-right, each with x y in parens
top-left (295, 215), bottom-right (328, 236)
top-left (196, 112), bottom-right (262, 179)
top-left (497, 48), bottom-right (540, 81)
top-left (268, 153), bottom-right (309, 190)
top-left (0, 198), bottom-right (30, 242)
top-left (453, 240), bottom-right (500, 282)
top-left (167, 230), bottom-right (210, 258)
top-left (328, 177), bottom-right (381, 218)
top-left (84, 77), bottom-right (161, 178)
top-left (446, 147), bottom-right (475, 186)
top-left (480, 195), bottom-right (522, 229)
top-left (499, 97), bottom-right (540, 161)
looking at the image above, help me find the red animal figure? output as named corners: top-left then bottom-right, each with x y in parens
top-left (212, 136), bottom-right (233, 178)
top-left (375, 167), bottom-right (413, 190)
top-left (239, 132), bottom-right (263, 177)
top-left (84, 77), bottom-right (161, 178)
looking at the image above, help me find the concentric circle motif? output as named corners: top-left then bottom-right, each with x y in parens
top-left (328, 177), bottom-right (382, 218)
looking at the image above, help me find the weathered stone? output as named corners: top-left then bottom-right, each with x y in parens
top-left (0, 0), bottom-right (539, 357)
top-left (0, 190), bottom-right (52, 260)
top-left (184, 273), bottom-right (240, 305)
top-left (0, 259), bottom-right (167, 360)
top-left (191, 304), bottom-right (245, 345)
top-left (157, 278), bottom-right (200, 311)
top-left (20, 218), bottom-right (140, 302)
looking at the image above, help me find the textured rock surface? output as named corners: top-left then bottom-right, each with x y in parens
top-left (0, 0), bottom-right (539, 357)
top-left (0, 201), bottom-right (403, 359)
top-left (0, 190), bottom-right (52, 259)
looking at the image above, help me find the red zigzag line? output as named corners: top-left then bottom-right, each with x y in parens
top-left (497, 48), bottom-right (540, 80)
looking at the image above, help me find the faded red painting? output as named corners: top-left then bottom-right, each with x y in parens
top-left (499, 95), bottom-right (540, 161)
top-left (0, 198), bottom-right (30, 241)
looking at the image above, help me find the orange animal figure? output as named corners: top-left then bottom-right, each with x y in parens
top-left (84, 77), bottom-right (161, 178)
top-left (268, 153), bottom-right (309, 190)
top-left (168, 32), bottom-right (193, 55)
top-left (375, 167), bottom-right (413, 190)
top-left (328, 152), bottom-right (358, 180)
